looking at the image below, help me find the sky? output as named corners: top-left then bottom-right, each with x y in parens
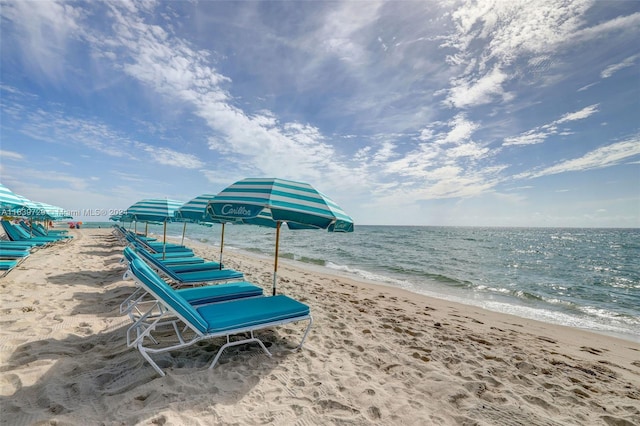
top-left (1, 0), bottom-right (639, 227)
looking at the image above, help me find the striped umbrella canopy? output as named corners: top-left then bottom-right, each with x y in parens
top-left (126, 198), bottom-right (184, 223)
top-left (110, 213), bottom-right (135, 222)
top-left (31, 202), bottom-right (72, 220)
top-left (208, 178), bottom-right (354, 232)
top-left (207, 178), bottom-right (354, 295)
top-left (176, 194), bottom-right (218, 223)
top-left (126, 198), bottom-right (184, 258)
top-left (174, 193), bottom-right (228, 251)
top-left (0, 183), bottom-right (36, 216)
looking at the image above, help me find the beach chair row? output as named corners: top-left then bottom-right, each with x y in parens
top-left (0, 220), bottom-right (73, 276)
top-left (117, 228), bottom-right (313, 377)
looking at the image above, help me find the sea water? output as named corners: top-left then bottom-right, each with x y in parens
top-left (93, 222), bottom-right (640, 342)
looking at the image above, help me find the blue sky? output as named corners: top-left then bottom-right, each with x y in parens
top-left (1, 0), bottom-right (639, 227)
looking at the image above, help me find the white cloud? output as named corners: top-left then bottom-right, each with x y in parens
top-left (504, 131), bottom-right (549, 146)
top-left (556, 104), bottom-right (599, 124)
top-left (439, 114), bottom-right (478, 144)
top-left (0, 150), bottom-right (24, 161)
top-left (88, 2), bottom-right (356, 182)
top-left (446, 66), bottom-right (509, 108)
top-left (601, 54), bottom-right (638, 78)
top-left (1, 165), bottom-right (89, 191)
top-left (373, 111), bottom-right (497, 200)
top-left (446, 142), bottom-right (489, 159)
top-left (3, 98), bottom-right (205, 170)
top-left (443, 0), bottom-right (592, 109)
top-left (504, 104), bottom-right (599, 146)
top-left (0, 1), bottom-right (85, 84)
top-left (577, 82), bottom-right (597, 92)
top-left (316, 2), bottom-right (383, 66)
top-left (571, 11), bottom-right (640, 43)
top-left (371, 141), bottom-right (397, 165)
top-left (144, 147), bottom-right (204, 169)
top-left (518, 136), bottom-right (640, 179)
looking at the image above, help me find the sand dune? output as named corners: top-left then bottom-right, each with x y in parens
top-left (1, 228), bottom-right (638, 425)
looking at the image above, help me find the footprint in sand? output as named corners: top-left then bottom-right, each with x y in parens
top-left (579, 346), bottom-right (607, 355)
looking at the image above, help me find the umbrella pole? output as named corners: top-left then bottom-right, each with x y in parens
top-left (145, 222), bottom-right (148, 236)
top-left (272, 221), bottom-right (281, 296)
top-left (181, 222), bottom-right (187, 246)
top-left (162, 221), bottom-right (167, 260)
top-left (219, 223), bottom-right (225, 270)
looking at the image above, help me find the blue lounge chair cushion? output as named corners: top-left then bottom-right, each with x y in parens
top-left (25, 223), bottom-right (72, 239)
top-left (147, 251), bottom-right (198, 259)
top-left (170, 268), bottom-right (243, 283)
top-left (166, 262), bottom-right (223, 273)
top-left (0, 241), bottom-right (35, 249)
top-left (124, 246), bottom-right (204, 266)
top-left (34, 223), bottom-right (68, 235)
top-left (0, 249), bottom-right (30, 258)
top-left (124, 247), bottom-right (230, 283)
top-left (0, 260), bottom-right (18, 270)
top-left (18, 222), bottom-right (66, 240)
top-left (125, 234), bottom-right (193, 254)
top-left (177, 281), bottom-right (263, 305)
top-left (149, 257), bottom-right (205, 265)
top-left (196, 295), bottom-right (311, 333)
top-left (133, 247), bottom-right (243, 284)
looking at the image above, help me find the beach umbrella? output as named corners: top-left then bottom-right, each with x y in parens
top-left (0, 184), bottom-right (60, 235)
top-left (0, 183), bottom-right (26, 214)
top-left (31, 202), bottom-right (72, 221)
top-left (27, 202), bottom-right (72, 233)
top-left (176, 193), bottom-right (218, 223)
top-left (207, 177), bottom-right (354, 295)
top-left (0, 183), bottom-right (38, 217)
top-left (125, 198), bottom-right (184, 259)
top-left (175, 194), bottom-right (231, 264)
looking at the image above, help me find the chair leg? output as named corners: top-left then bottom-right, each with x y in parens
top-left (208, 335), bottom-right (272, 370)
top-left (290, 316), bottom-right (313, 352)
top-left (138, 343), bottom-right (166, 377)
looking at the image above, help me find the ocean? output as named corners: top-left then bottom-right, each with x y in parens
top-left (88, 222), bottom-right (640, 342)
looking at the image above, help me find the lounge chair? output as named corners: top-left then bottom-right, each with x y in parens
top-left (1, 221), bottom-right (57, 245)
top-left (0, 241), bottom-right (38, 250)
top-left (0, 246), bottom-right (30, 277)
top-left (120, 275), bottom-right (265, 317)
top-left (112, 225), bottom-right (129, 244)
top-left (34, 223), bottom-right (68, 235)
top-left (18, 221), bottom-right (68, 240)
top-left (120, 247), bottom-right (257, 315)
top-left (24, 222), bottom-right (72, 239)
top-left (124, 247), bottom-right (243, 287)
top-left (125, 258), bottom-right (312, 376)
top-left (0, 259), bottom-right (19, 277)
top-left (120, 255), bottom-right (263, 318)
top-left (122, 246), bottom-right (224, 273)
top-left (0, 248), bottom-right (30, 259)
top-left (124, 233), bottom-right (194, 255)
top-left (132, 252), bottom-right (207, 267)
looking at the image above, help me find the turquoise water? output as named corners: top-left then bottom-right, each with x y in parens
top-left (92, 222), bottom-right (640, 342)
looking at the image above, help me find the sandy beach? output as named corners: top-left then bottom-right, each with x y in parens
top-left (1, 228), bottom-right (639, 425)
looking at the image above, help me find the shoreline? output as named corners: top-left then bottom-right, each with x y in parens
top-left (1, 228), bottom-right (639, 425)
top-left (176, 232), bottom-right (640, 344)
